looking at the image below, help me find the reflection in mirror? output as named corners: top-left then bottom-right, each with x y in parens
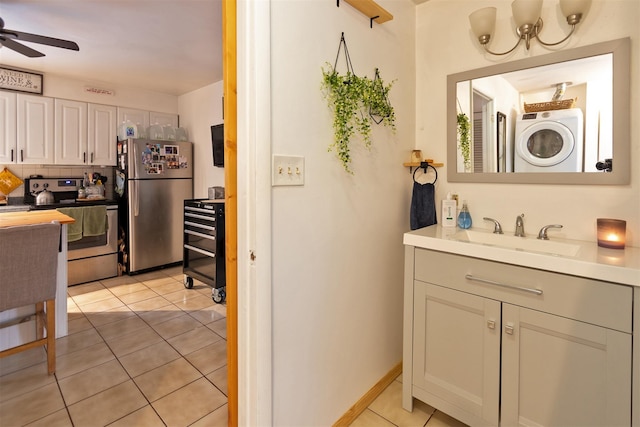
top-left (458, 54), bottom-right (611, 174)
top-left (447, 38), bottom-right (630, 185)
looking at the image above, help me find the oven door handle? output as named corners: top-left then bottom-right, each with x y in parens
top-left (185, 230), bottom-right (216, 241)
top-left (184, 244), bottom-right (216, 258)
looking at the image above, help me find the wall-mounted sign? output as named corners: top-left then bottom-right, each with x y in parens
top-left (0, 67), bottom-right (43, 94)
top-left (84, 86), bottom-right (115, 96)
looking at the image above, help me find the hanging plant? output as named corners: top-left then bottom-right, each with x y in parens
top-left (457, 112), bottom-right (471, 171)
top-left (321, 34), bottom-right (396, 173)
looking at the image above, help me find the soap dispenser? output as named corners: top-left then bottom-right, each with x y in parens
top-left (457, 200), bottom-right (472, 229)
top-left (442, 192), bottom-right (457, 228)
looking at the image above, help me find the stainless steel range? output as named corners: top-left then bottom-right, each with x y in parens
top-left (24, 177), bottom-right (118, 286)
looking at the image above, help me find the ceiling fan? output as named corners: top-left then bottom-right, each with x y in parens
top-left (0, 17), bottom-right (79, 58)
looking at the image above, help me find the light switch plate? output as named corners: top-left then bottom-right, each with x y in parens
top-left (272, 155), bottom-right (305, 186)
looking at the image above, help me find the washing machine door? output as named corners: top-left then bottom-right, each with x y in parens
top-left (516, 121), bottom-right (575, 167)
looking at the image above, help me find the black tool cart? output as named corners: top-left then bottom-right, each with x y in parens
top-left (183, 199), bottom-right (226, 303)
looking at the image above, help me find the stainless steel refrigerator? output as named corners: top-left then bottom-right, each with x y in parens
top-left (115, 138), bottom-right (193, 274)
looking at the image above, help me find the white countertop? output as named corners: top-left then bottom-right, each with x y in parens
top-left (404, 225), bottom-right (640, 287)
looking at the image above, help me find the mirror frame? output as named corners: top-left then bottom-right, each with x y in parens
top-left (447, 38), bottom-right (630, 185)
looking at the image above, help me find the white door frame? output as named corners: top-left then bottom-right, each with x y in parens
top-left (237, 0), bottom-right (273, 425)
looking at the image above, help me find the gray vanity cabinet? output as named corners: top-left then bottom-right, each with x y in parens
top-left (404, 247), bottom-right (633, 427)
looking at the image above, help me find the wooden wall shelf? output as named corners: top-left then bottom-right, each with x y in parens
top-left (403, 159), bottom-right (444, 174)
top-left (339, 0), bottom-right (394, 27)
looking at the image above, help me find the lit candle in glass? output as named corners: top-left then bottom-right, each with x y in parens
top-left (597, 218), bottom-right (626, 249)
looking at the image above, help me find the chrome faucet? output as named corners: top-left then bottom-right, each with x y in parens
top-left (483, 217), bottom-right (503, 234)
top-left (515, 214), bottom-right (525, 237)
top-left (538, 224), bottom-right (563, 240)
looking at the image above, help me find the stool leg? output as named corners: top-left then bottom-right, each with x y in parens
top-left (35, 302), bottom-right (45, 340)
top-left (45, 299), bottom-right (56, 375)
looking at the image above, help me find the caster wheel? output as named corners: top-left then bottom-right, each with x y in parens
top-left (184, 276), bottom-right (194, 289)
top-left (212, 288), bottom-right (226, 304)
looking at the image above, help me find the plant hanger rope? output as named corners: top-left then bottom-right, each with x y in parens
top-left (333, 32), bottom-right (356, 75)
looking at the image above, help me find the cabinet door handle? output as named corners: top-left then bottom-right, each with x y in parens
top-left (91, 152), bottom-right (94, 163)
top-left (21, 149), bottom-right (24, 162)
top-left (83, 152), bottom-right (86, 163)
top-left (505, 324), bottom-right (514, 335)
top-left (465, 274), bottom-right (543, 296)
top-left (487, 320), bottom-right (496, 330)
top-left (11, 149), bottom-right (14, 162)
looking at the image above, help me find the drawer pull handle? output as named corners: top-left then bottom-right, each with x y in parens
top-left (184, 244), bottom-right (216, 258)
top-left (465, 274), bottom-right (543, 296)
top-left (505, 324), bottom-right (514, 335)
top-left (185, 229), bottom-right (216, 240)
top-left (487, 320), bottom-right (496, 330)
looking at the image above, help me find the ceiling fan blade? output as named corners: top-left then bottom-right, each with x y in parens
top-left (1, 29), bottom-right (79, 51)
top-left (0, 36), bottom-right (45, 57)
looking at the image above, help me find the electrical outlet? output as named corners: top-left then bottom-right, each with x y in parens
top-left (272, 155), bottom-right (305, 186)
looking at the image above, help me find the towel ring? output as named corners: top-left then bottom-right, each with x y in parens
top-left (413, 162), bottom-right (437, 184)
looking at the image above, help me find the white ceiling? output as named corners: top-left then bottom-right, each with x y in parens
top-left (0, 0), bottom-right (222, 96)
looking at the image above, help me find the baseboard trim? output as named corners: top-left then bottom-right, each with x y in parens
top-left (333, 361), bottom-right (402, 426)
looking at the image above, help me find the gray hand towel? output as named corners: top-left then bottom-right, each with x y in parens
top-left (410, 182), bottom-right (437, 230)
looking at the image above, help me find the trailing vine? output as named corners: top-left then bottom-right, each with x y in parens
top-left (457, 112), bottom-right (471, 171)
top-left (321, 64), bottom-right (396, 173)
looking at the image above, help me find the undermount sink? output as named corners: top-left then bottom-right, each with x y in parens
top-left (452, 229), bottom-right (581, 257)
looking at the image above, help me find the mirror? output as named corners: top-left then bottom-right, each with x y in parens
top-left (447, 38), bottom-right (630, 184)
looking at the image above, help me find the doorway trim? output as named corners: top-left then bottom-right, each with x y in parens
top-left (226, 0), bottom-right (274, 424)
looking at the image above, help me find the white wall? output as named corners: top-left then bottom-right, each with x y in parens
top-left (178, 81), bottom-right (224, 198)
top-left (416, 0), bottom-right (640, 246)
top-left (269, 0), bottom-right (415, 424)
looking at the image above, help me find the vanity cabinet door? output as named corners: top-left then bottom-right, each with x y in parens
top-left (413, 282), bottom-right (500, 426)
top-left (501, 304), bottom-right (631, 427)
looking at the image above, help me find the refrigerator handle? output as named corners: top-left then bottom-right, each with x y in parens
top-left (133, 180), bottom-right (139, 217)
top-left (131, 140), bottom-right (137, 178)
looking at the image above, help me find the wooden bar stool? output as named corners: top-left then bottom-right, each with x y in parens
top-left (0, 222), bottom-right (60, 374)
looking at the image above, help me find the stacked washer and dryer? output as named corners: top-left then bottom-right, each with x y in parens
top-left (513, 108), bottom-right (584, 172)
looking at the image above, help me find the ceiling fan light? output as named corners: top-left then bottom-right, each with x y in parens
top-left (511, 0), bottom-right (543, 28)
top-left (469, 7), bottom-right (497, 42)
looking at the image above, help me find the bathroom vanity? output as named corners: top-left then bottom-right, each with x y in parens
top-left (403, 225), bottom-right (640, 426)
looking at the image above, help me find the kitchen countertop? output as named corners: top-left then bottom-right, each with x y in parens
top-left (0, 204), bottom-right (30, 213)
top-left (0, 210), bottom-right (75, 227)
top-left (404, 225), bottom-right (640, 287)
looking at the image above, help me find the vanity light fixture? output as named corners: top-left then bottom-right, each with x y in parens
top-left (469, 0), bottom-right (591, 55)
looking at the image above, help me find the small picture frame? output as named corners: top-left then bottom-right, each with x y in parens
top-left (0, 67), bottom-right (43, 95)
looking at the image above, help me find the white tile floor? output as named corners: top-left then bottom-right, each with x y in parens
top-left (351, 378), bottom-right (468, 427)
top-left (0, 267), bottom-right (228, 427)
top-left (0, 265), bottom-right (466, 426)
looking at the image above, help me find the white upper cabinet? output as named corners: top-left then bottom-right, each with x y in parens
top-left (17, 94), bottom-right (54, 164)
top-left (0, 91), bottom-right (17, 163)
top-left (149, 111), bottom-right (178, 128)
top-left (88, 103), bottom-right (117, 166)
top-left (54, 99), bottom-right (88, 165)
top-left (117, 107), bottom-right (149, 138)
